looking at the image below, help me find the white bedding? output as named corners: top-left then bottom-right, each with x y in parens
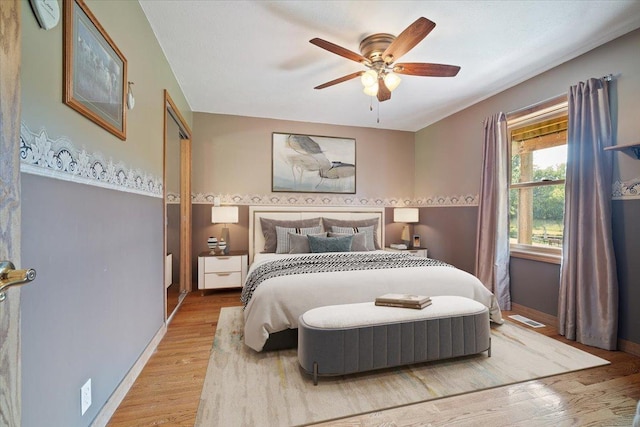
top-left (243, 251), bottom-right (503, 351)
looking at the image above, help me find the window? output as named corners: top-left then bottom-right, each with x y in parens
top-left (508, 97), bottom-right (568, 263)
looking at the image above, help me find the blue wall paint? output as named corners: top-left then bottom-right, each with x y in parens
top-left (21, 174), bottom-right (163, 427)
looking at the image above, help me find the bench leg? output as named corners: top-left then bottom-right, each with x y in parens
top-left (488, 337), bottom-right (492, 357)
top-left (313, 361), bottom-right (318, 386)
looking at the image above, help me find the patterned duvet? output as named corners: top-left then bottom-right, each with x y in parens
top-left (243, 251), bottom-right (503, 351)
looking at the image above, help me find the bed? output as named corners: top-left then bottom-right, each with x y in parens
top-left (243, 206), bottom-right (503, 352)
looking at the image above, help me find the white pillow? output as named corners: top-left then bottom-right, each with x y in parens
top-left (275, 225), bottom-right (323, 254)
top-left (331, 225), bottom-right (375, 251)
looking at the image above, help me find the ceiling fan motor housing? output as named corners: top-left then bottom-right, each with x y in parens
top-left (359, 33), bottom-right (396, 65)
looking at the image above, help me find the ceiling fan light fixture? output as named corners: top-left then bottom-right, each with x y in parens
top-left (383, 72), bottom-right (402, 92)
top-left (360, 70), bottom-right (378, 88)
top-left (363, 82), bottom-right (379, 96)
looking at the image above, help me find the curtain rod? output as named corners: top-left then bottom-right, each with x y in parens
top-left (484, 74), bottom-right (617, 125)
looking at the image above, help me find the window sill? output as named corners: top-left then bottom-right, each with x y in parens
top-left (510, 248), bottom-right (561, 265)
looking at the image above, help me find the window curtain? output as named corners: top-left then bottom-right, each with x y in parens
top-left (559, 78), bottom-right (618, 350)
top-left (476, 112), bottom-right (511, 310)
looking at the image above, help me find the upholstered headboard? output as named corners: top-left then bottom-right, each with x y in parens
top-left (248, 206), bottom-right (385, 263)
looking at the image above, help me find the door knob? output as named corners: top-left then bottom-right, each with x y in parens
top-left (0, 261), bottom-right (36, 302)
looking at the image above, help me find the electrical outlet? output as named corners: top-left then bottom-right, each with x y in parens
top-left (81, 378), bottom-right (92, 415)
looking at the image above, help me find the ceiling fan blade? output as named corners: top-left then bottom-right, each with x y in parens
top-left (314, 71), bottom-right (364, 90)
top-left (310, 38), bottom-right (370, 65)
top-left (377, 76), bottom-right (392, 102)
top-left (382, 17), bottom-right (436, 64)
top-left (394, 62), bottom-right (461, 77)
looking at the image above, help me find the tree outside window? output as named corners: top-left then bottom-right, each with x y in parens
top-left (509, 113), bottom-right (567, 251)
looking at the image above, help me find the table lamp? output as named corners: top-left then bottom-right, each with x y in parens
top-left (211, 205), bottom-right (238, 254)
top-left (393, 208), bottom-right (419, 247)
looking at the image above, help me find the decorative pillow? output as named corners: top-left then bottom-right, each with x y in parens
top-left (260, 217), bottom-right (321, 253)
top-left (275, 225), bottom-right (323, 254)
top-left (331, 225), bottom-right (375, 251)
top-left (308, 234), bottom-right (353, 253)
top-left (321, 217), bottom-right (380, 249)
top-left (288, 232), bottom-right (326, 254)
top-left (328, 232), bottom-right (368, 251)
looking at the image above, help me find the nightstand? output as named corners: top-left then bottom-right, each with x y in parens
top-left (197, 250), bottom-right (248, 291)
top-left (384, 247), bottom-right (428, 257)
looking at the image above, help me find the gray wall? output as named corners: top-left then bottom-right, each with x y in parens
top-left (21, 174), bottom-right (163, 426)
top-left (509, 258), bottom-right (561, 316)
top-left (612, 200), bottom-right (640, 344)
top-left (415, 29), bottom-right (640, 346)
top-left (20, 0), bottom-right (192, 425)
top-left (414, 207), bottom-right (478, 274)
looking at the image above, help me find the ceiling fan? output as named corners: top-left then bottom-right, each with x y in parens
top-left (310, 17), bottom-right (460, 102)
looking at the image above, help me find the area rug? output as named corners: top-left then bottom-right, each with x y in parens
top-left (195, 307), bottom-right (609, 426)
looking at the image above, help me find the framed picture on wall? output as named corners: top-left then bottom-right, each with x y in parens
top-left (272, 133), bottom-right (356, 194)
top-left (63, 0), bottom-right (127, 140)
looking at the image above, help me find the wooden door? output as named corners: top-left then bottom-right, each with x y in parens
top-left (0, 1), bottom-right (23, 426)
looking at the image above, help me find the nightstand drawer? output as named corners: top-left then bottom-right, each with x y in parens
top-left (198, 251), bottom-right (248, 292)
top-left (203, 271), bottom-right (243, 289)
top-left (204, 256), bottom-right (241, 273)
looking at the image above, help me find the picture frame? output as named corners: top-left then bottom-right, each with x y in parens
top-left (413, 234), bottom-right (421, 248)
top-left (63, 0), bottom-right (127, 140)
top-left (272, 133), bottom-right (356, 194)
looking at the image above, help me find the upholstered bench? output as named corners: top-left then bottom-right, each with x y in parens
top-left (298, 295), bottom-right (491, 385)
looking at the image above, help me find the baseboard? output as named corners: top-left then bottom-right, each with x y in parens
top-left (619, 338), bottom-right (640, 357)
top-left (511, 303), bottom-right (640, 357)
top-left (91, 324), bottom-right (167, 427)
top-left (510, 303), bottom-right (558, 328)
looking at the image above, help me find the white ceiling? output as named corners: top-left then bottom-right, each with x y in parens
top-left (139, 1), bottom-right (640, 132)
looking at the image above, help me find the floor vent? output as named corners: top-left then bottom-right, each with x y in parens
top-left (508, 314), bottom-right (545, 328)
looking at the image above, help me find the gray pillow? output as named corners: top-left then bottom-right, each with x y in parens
top-left (275, 226), bottom-right (323, 254)
top-left (288, 232), bottom-right (327, 254)
top-left (322, 217), bottom-right (380, 249)
top-left (328, 232), bottom-right (368, 251)
top-left (260, 217), bottom-right (321, 253)
top-left (331, 225), bottom-right (375, 251)
top-left (308, 234), bottom-right (353, 253)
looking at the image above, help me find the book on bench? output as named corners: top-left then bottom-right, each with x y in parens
top-left (375, 293), bottom-right (432, 309)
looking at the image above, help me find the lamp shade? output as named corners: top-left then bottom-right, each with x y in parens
top-left (393, 208), bottom-right (419, 223)
top-left (383, 72), bottom-right (401, 91)
top-left (360, 69), bottom-right (378, 88)
top-left (363, 82), bottom-right (379, 96)
top-left (211, 206), bottom-right (238, 224)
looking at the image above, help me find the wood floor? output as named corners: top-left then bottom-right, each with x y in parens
top-left (108, 291), bottom-right (640, 426)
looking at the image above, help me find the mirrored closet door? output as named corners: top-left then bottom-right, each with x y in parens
top-left (164, 91), bottom-right (192, 321)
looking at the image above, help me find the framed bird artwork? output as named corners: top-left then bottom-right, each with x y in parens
top-left (272, 133), bottom-right (356, 194)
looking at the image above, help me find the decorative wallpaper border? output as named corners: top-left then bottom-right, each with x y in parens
top-left (21, 123), bottom-right (637, 203)
top-left (19, 123), bottom-right (163, 198)
top-left (613, 178), bottom-right (640, 200)
top-left (189, 192), bottom-right (480, 207)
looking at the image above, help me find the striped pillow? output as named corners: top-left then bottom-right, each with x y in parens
top-left (275, 225), bottom-right (323, 254)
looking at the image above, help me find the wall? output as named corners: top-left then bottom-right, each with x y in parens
top-left (190, 113), bottom-right (415, 283)
top-left (20, 0), bottom-right (192, 425)
top-left (414, 207), bottom-right (478, 274)
top-left (415, 28), bottom-right (640, 345)
top-left (191, 113), bottom-right (414, 197)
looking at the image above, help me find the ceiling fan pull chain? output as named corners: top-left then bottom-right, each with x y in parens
top-left (377, 100), bottom-right (380, 124)
top-left (370, 96), bottom-right (373, 111)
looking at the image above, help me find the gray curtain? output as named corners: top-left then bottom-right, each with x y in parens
top-left (559, 78), bottom-right (618, 350)
top-left (476, 112), bottom-right (511, 311)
